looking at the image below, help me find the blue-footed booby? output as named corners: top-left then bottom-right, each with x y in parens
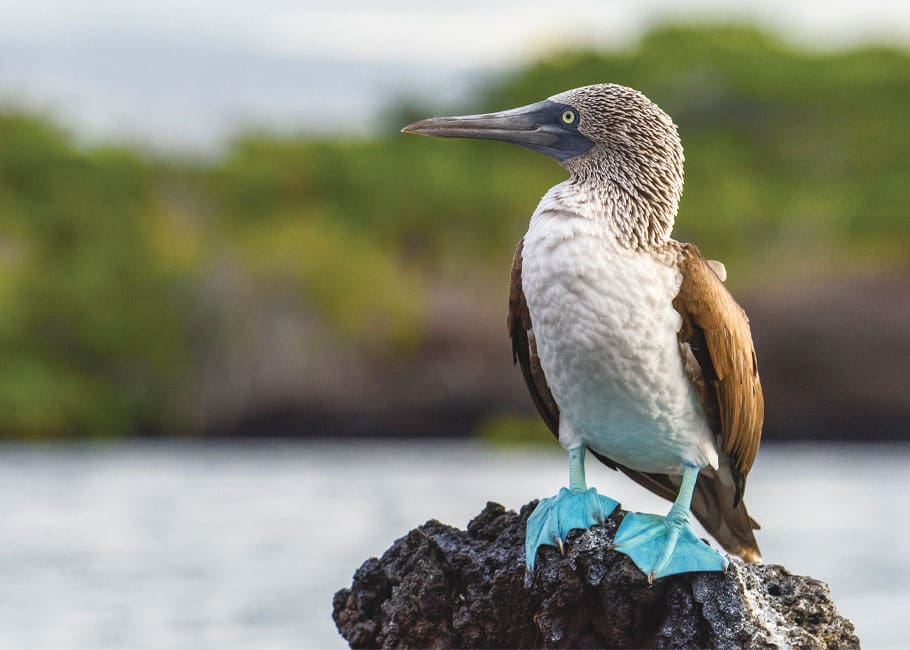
top-left (402, 84), bottom-right (763, 582)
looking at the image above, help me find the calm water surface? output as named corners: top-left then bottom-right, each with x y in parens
top-left (0, 440), bottom-right (906, 649)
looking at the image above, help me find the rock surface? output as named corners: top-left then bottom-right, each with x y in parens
top-left (332, 501), bottom-right (859, 649)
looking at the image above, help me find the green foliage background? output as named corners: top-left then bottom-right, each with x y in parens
top-left (0, 25), bottom-right (907, 439)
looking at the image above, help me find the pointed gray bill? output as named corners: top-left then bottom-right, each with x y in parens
top-left (401, 100), bottom-right (594, 161)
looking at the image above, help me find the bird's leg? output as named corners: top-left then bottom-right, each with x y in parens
top-left (525, 447), bottom-right (619, 570)
top-left (567, 446), bottom-right (586, 490)
top-left (611, 464), bottom-right (728, 583)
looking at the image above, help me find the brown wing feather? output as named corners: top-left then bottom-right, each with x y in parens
top-left (509, 238), bottom-right (560, 437)
top-left (672, 242), bottom-right (764, 561)
top-left (673, 243), bottom-right (764, 486)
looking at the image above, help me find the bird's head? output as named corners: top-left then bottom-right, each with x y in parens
top-left (402, 84), bottom-right (685, 241)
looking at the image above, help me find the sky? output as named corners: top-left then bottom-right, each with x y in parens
top-left (1, 0), bottom-right (909, 153)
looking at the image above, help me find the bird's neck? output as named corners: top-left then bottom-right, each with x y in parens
top-left (565, 174), bottom-right (677, 251)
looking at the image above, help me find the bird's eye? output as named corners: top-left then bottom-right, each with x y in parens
top-left (561, 110), bottom-right (576, 125)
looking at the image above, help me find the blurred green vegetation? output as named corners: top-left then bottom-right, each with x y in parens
top-left (0, 24), bottom-right (907, 439)
top-left (477, 414), bottom-right (552, 448)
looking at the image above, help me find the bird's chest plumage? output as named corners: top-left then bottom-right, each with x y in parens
top-left (521, 191), bottom-right (717, 474)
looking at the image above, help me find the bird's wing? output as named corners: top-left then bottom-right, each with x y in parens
top-left (673, 243), bottom-right (764, 488)
top-left (668, 242), bottom-right (764, 561)
top-left (509, 239), bottom-right (574, 448)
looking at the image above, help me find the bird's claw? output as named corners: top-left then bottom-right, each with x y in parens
top-left (525, 487), bottom-right (619, 570)
top-left (612, 511), bottom-right (728, 581)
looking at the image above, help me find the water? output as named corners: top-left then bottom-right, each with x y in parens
top-left (0, 441), bottom-right (906, 649)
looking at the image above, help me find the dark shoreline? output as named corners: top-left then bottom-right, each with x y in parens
top-left (188, 269), bottom-right (909, 444)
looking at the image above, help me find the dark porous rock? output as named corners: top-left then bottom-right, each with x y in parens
top-left (332, 501), bottom-right (859, 649)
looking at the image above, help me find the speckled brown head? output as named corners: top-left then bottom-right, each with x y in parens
top-left (551, 84), bottom-right (684, 221)
top-left (402, 83), bottom-right (685, 248)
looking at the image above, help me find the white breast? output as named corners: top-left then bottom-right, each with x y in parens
top-left (521, 182), bottom-right (718, 474)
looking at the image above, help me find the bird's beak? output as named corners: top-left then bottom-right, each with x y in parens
top-left (401, 100), bottom-right (593, 161)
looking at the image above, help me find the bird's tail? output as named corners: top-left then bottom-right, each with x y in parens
top-left (690, 464), bottom-right (762, 563)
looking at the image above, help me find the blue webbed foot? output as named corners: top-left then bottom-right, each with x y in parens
top-left (525, 486), bottom-right (619, 570)
top-left (612, 511), bottom-right (728, 583)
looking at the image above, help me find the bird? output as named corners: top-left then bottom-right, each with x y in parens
top-left (402, 83), bottom-right (763, 582)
